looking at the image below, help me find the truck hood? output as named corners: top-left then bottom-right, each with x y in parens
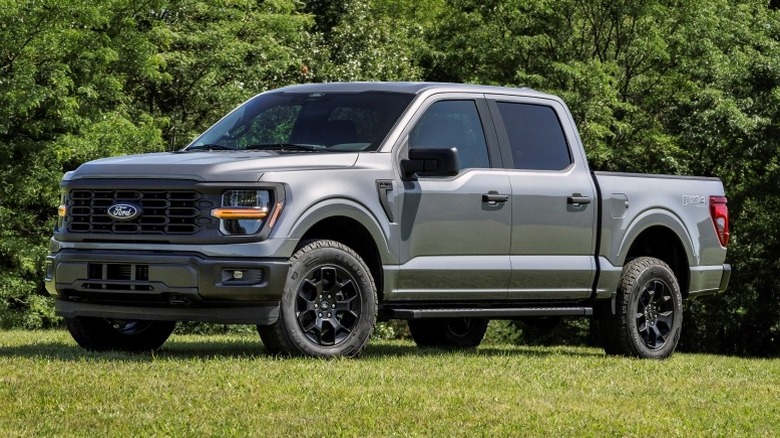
top-left (68, 151), bottom-right (360, 182)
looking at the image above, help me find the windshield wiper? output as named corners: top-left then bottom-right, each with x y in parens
top-left (243, 143), bottom-right (327, 152)
top-left (182, 143), bottom-right (238, 152)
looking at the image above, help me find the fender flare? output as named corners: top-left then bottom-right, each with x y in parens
top-left (286, 197), bottom-right (395, 265)
top-left (614, 208), bottom-right (696, 268)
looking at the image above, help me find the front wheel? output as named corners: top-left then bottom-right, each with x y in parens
top-left (408, 318), bottom-right (489, 348)
top-left (64, 317), bottom-right (175, 352)
top-left (258, 240), bottom-right (377, 358)
top-left (600, 257), bottom-right (683, 359)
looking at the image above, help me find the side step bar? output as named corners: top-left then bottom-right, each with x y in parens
top-left (390, 307), bottom-right (593, 320)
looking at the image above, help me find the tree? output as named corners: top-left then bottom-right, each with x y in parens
top-left (423, 0), bottom-right (780, 355)
top-left (0, 0), bottom-right (164, 327)
top-left (130, 0), bottom-right (313, 149)
top-left (0, 0), bottom-right (313, 327)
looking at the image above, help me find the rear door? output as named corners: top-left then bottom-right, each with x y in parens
top-left (487, 95), bottom-right (598, 300)
top-left (395, 95), bottom-right (512, 300)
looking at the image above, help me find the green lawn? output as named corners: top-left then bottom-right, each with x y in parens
top-left (0, 330), bottom-right (777, 437)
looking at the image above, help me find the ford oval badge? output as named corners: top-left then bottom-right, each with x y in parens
top-left (107, 203), bottom-right (142, 221)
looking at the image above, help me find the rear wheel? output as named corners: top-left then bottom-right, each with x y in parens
top-left (64, 317), bottom-right (175, 352)
top-left (519, 316), bottom-right (561, 333)
top-left (600, 257), bottom-right (683, 359)
top-left (258, 240), bottom-right (377, 358)
top-left (408, 318), bottom-right (489, 348)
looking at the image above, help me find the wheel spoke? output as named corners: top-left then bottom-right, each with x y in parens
top-left (651, 325), bottom-right (666, 347)
top-left (299, 278), bottom-right (321, 301)
top-left (335, 294), bottom-right (357, 311)
top-left (318, 319), bottom-right (336, 345)
top-left (297, 294), bottom-right (318, 311)
top-left (335, 278), bottom-right (353, 294)
top-left (330, 317), bottom-right (349, 336)
top-left (297, 310), bottom-right (316, 332)
top-left (656, 311), bottom-right (673, 331)
top-left (639, 288), bottom-right (652, 308)
top-left (321, 267), bottom-right (337, 292)
top-left (636, 315), bottom-right (648, 333)
top-left (651, 281), bottom-right (664, 299)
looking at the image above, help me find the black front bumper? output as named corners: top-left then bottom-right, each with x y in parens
top-left (45, 249), bottom-right (289, 324)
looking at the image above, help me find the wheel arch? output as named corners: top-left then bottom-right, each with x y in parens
top-left (288, 199), bottom-right (392, 300)
top-left (617, 211), bottom-right (694, 297)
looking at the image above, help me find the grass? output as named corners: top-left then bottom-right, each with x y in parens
top-left (1, 330), bottom-right (778, 437)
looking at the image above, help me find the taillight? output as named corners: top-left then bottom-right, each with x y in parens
top-left (709, 196), bottom-right (729, 247)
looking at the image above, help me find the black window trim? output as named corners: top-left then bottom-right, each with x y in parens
top-left (393, 93), bottom-right (507, 180)
top-left (486, 97), bottom-right (576, 173)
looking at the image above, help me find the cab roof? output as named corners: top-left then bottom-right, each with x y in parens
top-left (271, 82), bottom-right (552, 99)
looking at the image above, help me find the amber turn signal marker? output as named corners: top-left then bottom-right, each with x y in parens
top-left (211, 207), bottom-right (269, 220)
top-left (58, 205), bottom-right (67, 217)
top-left (266, 201), bottom-right (285, 229)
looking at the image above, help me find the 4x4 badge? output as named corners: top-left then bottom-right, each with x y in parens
top-left (107, 203), bottom-right (142, 221)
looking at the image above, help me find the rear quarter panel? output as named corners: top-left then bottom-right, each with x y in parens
top-left (595, 172), bottom-right (728, 295)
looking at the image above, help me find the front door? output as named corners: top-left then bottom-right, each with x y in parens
top-left (395, 98), bottom-right (512, 300)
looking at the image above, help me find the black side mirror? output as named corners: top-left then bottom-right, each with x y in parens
top-left (400, 147), bottom-right (460, 180)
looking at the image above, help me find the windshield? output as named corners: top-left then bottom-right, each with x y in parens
top-left (186, 91), bottom-right (415, 152)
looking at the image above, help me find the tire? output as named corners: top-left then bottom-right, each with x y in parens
top-left (408, 318), bottom-right (489, 348)
top-left (64, 317), bottom-right (175, 352)
top-left (256, 325), bottom-right (284, 355)
top-left (600, 257), bottom-right (683, 359)
top-left (259, 239), bottom-right (377, 358)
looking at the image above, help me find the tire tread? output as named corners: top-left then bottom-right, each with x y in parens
top-left (600, 256), bottom-right (682, 359)
top-left (259, 239), bottom-right (377, 358)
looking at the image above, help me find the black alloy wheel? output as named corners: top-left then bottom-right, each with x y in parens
top-left (295, 265), bottom-right (362, 346)
top-left (600, 257), bottom-right (683, 359)
top-left (64, 316), bottom-right (175, 352)
top-left (258, 240), bottom-right (377, 358)
top-left (408, 317), bottom-right (489, 348)
top-left (635, 279), bottom-right (676, 349)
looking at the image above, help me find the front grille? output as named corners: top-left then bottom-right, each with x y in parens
top-left (67, 190), bottom-right (205, 235)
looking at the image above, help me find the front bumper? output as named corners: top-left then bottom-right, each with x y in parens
top-left (45, 249), bottom-right (289, 324)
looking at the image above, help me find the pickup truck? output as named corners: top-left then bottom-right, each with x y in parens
top-left (45, 82), bottom-right (731, 359)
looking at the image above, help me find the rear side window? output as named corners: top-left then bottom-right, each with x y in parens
top-left (497, 102), bottom-right (572, 171)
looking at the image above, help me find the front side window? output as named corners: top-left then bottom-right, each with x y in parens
top-left (409, 100), bottom-right (490, 170)
top-left (497, 102), bottom-right (572, 171)
top-left (189, 91), bottom-right (414, 152)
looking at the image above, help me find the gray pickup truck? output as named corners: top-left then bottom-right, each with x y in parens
top-left (45, 82), bottom-right (730, 359)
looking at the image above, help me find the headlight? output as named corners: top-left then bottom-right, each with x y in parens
top-left (212, 190), bottom-right (273, 235)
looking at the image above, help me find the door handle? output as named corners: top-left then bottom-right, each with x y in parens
top-left (482, 192), bottom-right (509, 203)
top-left (567, 194), bottom-right (592, 205)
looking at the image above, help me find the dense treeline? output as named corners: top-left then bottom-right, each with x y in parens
top-left (1, 0), bottom-right (778, 355)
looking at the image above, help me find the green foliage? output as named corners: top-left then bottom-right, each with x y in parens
top-left (307, 0), bottom-right (425, 81)
top-left (134, 0), bottom-right (313, 148)
top-left (422, 0), bottom-right (780, 356)
top-left (1, 0), bottom-right (780, 356)
top-left (0, 0), bottom-right (314, 327)
top-left (372, 320), bottom-right (411, 340)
